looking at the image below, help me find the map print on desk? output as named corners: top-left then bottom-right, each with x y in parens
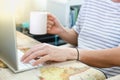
top-left (0, 60), bottom-right (7, 68)
top-left (40, 60), bottom-right (106, 80)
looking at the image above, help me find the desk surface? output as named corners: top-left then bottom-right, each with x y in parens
top-left (17, 31), bottom-right (40, 49)
top-left (0, 68), bottom-right (40, 80)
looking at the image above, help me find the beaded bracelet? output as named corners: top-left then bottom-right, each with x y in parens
top-left (76, 48), bottom-right (79, 61)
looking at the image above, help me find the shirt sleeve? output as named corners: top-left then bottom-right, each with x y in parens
top-left (72, 25), bottom-right (80, 34)
top-left (72, 1), bottom-right (86, 34)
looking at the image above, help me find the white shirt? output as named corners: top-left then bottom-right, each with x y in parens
top-left (73, 0), bottom-right (120, 78)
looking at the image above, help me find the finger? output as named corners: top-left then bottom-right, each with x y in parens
top-left (47, 28), bottom-right (51, 31)
top-left (21, 46), bottom-right (41, 61)
top-left (23, 50), bottom-right (46, 63)
top-left (47, 24), bottom-right (52, 29)
top-left (47, 21), bottom-right (54, 26)
top-left (47, 13), bottom-right (58, 21)
top-left (47, 14), bottom-right (54, 20)
top-left (32, 55), bottom-right (50, 66)
top-left (21, 43), bottom-right (46, 61)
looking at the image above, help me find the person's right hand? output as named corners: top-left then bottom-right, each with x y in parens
top-left (21, 43), bottom-right (77, 66)
top-left (47, 13), bottom-right (64, 35)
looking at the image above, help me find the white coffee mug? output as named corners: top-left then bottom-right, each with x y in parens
top-left (30, 11), bottom-right (47, 35)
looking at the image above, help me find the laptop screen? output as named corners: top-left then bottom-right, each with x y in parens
top-left (0, 12), bottom-right (18, 70)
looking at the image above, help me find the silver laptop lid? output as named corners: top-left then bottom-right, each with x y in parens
top-left (0, 11), bottom-right (18, 71)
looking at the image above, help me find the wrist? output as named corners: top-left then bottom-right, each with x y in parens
top-left (57, 26), bottom-right (66, 36)
top-left (67, 48), bottom-right (78, 60)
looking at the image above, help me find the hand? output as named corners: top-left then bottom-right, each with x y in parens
top-left (112, 0), bottom-right (120, 2)
top-left (47, 13), bottom-right (64, 35)
top-left (21, 43), bottom-right (77, 66)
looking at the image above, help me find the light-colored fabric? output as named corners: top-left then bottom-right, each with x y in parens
top-left (73, 0), bottom-right (120, 78)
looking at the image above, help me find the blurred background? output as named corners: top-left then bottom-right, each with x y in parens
top-left (14, 0), bottom-right (47, 24)
top-left (0, 0), bottom-right (82, 46)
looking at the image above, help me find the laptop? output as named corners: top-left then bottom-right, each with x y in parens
top-left (0, 12), bottom-right (42, 73)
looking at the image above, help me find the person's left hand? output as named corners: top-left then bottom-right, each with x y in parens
top-left (21, 43), bottom-right (77, 66)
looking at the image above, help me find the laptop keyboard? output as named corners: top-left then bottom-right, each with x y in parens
top-left (17, 50), bottom-right (43, 71)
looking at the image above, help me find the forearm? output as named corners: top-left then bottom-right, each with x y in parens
top-left (58, 28), bottom-right (78, 46)
top-left (78, 47), bottom-right (120, 68)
